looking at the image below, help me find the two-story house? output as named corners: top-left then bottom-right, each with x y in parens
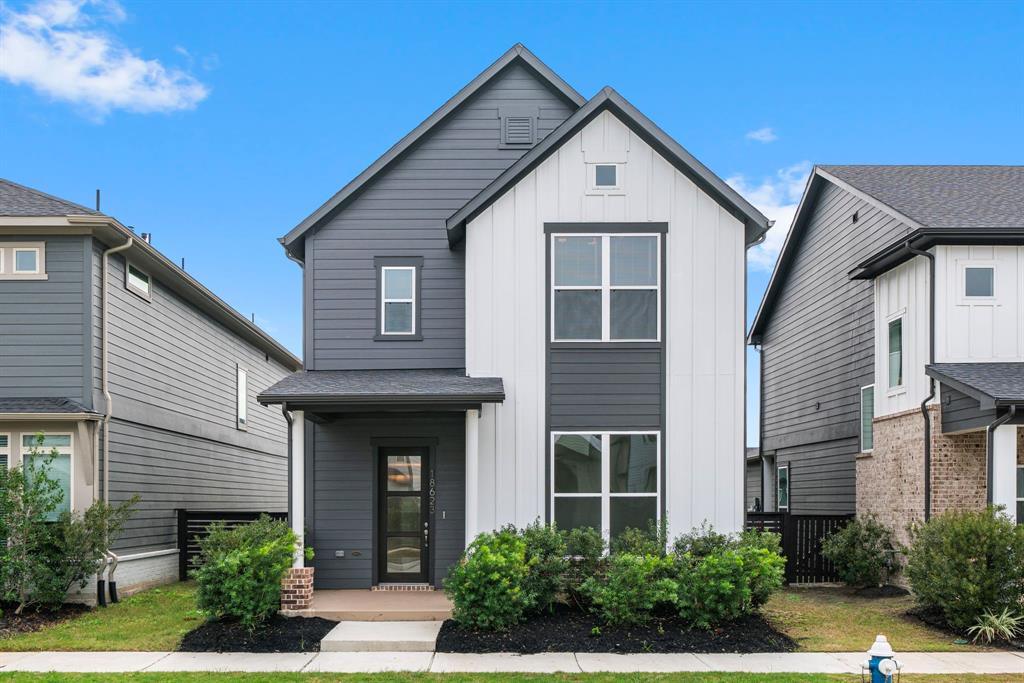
top-left (749, 165), bottom-right (1024, 544)
top-left (259, 45), bottom-right (770, 593)
top-left (0, 179), bottom-right (301, 599)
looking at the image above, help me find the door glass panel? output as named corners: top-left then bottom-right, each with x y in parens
top-left (387, 496), bottom-right (420, 532)
top-left (387, 455), bottom-right (421, 491)
top-left (386, 537), bottom-right (421, 574)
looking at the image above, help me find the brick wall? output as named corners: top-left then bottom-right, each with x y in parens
top-left (280, 567), bottom-right (314, 612)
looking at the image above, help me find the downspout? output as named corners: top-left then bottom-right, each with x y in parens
top-left (101, 236), bottom-right (133, 604)
top-left (986, 405), bottom-right (1017, 506)
top-left (282, 403), bottom-right (293, 531)
top-left (906, 242), bottom-right (935, 521)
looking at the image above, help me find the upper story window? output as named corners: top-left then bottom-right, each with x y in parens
top-left (1016, 465), bottom-right (1023, 525)
top-left (964, 266), bottom-right (994, 298)
top-left (0, 242), bottom-right (47, 280)
top-left (126, 262), bottom-right (152, 300)
top-left (860, 385), bottom-right (874, 452)
top-left (551, 233), bottom-right (661, 342)
top-left (22, 433), bottom-right (72, 521)
top-left (887, 317), bottom-right (903, 389)
top-left (236, 365), bottom-right (248, 430)
top-left (375, 257), bottom-right (423, 340)
top-left (588, 164), bottom-right (624, 194)
top-left (777, 464), bottom-right (790, 511)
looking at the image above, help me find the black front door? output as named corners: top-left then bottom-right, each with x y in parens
top-left (378, 446), bottom-right (429, 583)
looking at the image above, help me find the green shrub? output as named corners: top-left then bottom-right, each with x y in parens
top-left (737, 544), bottom-right (786, 609)
top-left (444, 530), bottom-right (531, 630)
top-left (611, 518), bottom-right (669, 557)
top-left (671, 521), bottom-right (734, 558)
top-left (967, 608), bottom-right (1024, 644)
top-left (676, 549), bottom-right (749, 628)
top-left (561, 526), bottom-right (605, 606)
top-left (501, 521), bottom-right (568, 613)
top-left (821, 517), bottom-right (899, 588)
top-left (194, 516), bottom-right (297, 629)
top-left (580, 553), bottom-right (677, 625)
top-left (906, 507), bottom-right (1024, 632)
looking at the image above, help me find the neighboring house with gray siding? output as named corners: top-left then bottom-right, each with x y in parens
top-left (0, 178), bottom-right (301, 599)
top-left (749, 165), bottom-right (1024, 539)
top-left (259, 45), bottom-right (770, 591)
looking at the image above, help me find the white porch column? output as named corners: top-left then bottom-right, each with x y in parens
top-left (465, 408), bottom-right (480, 546)
top-left (991, 424), bottom-right (1018, 524)
top-left (290, 410), bottom-right (305, 568)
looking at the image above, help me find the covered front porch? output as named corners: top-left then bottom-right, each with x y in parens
top-left (258, 368), bottom-right (504, 598)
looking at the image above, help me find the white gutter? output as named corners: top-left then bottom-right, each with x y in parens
top-left (101, 235), bottom-right (133, 600)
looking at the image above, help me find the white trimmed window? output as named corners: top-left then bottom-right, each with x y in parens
top-left (860, 385), bottom-right (874, 452)
top-left (126, 262), bottom-right (152, 300)
top-left (236, 366), bottom-right (248, 430)
top-left (381, 266), bottom-right (417, 335)
top-left (551, 234), bottom-right (660, 342)
top-left (777, 464), bottom-right (790, 511)
top-left (0, 242), bottom-right (47, 279)
top-left (887, 317), bottom-right (903, 389)
top-left (551, 431), bottom-right (660, 541)
top-left (22, 433), bottom-right (72, 520)
top-left (0, 433), bottom-right (8, 471)
top-left (1016, 465), bottom-right (1023, 525)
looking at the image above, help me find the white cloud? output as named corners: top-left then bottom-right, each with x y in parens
top-left (727, 161), bottom-right (812, 272)
top-left (0, 0), bottom-right (209, 118)
top-left (745, 127), bottom-right (778, 143)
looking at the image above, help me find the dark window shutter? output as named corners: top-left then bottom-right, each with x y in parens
top-left (503, 116), bottom-right (534, 145)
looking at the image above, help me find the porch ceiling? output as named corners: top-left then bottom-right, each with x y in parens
top-left (257, 368), bottom-right (504, 411)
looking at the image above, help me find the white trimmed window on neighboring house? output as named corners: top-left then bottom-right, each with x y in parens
top-left (22, 433), bottom-right (72, 520)
top-left (777, 463), bottom-right (790, 511)
top-left (236, 365), bottom-right (248, 430)
top-left (0, 433), bottom-right (8, 471)
top-left (381, 266), bottom-right (417, 336)
top-left (126, 262), bottom-right (152, 300)
top-left (551, 431), bottom-right (660, 542)
top-left (0, 242), bottom-right (47, 280)
top-left (551, 234), bottom-right (661, 342)
top-left (860, 385), bottom-right (874, 452)
top-left (887, 317), bottom-right (903, 389)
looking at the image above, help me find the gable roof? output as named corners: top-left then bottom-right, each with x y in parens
top-left (0, 178), bottom-right (100, 216)
top-left (748, 165), bottom-right (1024, 344)
top-left (279, 44), bottom-right (586, 260)
top-left (446, 87), bottom-right (771, 247)
top-left (926, 363), bottom-right (1024, 409)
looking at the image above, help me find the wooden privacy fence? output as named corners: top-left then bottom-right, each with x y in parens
top-left (176, 509), bottom-right (288, 581)
top-left (745, 512), bottom-right (853, 584)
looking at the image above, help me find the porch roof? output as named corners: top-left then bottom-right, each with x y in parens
top-left (0, 397), bottom-right (100, 420)
top-left (926, 363), bottom-right (1024, 410)
top-left (257, 369), bottom-right (505, 410)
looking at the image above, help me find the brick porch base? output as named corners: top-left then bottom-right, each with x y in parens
top-left (281, 567), bottom-right (314, 611)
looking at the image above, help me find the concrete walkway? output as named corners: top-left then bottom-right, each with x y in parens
top-left (0, 650), bottom-right (1022, 674)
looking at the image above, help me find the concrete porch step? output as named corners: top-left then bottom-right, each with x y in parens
top-left (295, 589), bottom-right (453, 622)
top-left (320, 621), bottom-right (442, 652)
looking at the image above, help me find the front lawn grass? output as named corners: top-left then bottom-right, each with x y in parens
top-left (764, 586), bottom-right (988, 652)
top-left (0, 674), bottom-right (1021, 683)
top-left (0, 582), bottom-right (201, 652)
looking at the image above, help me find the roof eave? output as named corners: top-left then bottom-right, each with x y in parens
top-left (279, 45), bottom-right (586, 251)
top-left (258, 392), bottom-right (506, 407)
top-left (850, 227), bottom-right (1024, 280)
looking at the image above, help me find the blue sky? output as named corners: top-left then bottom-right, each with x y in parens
top-left (2, 0), bottom-right (1022, 445)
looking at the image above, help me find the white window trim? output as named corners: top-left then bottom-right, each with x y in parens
top-left (550, 431), bottom-right (661, 543)
top-left (236, 365), bottom-right (248, 430)
top-left (125, 261), bottom-right (152, 301)
top-left (21, 431), bottom-right (74, 516)
top-left (777, 463), bottom-right (790, 511)
top-left (587, 163), bottom-right (625, 195)
top-left (1016, 464), bottom-right (1023, 524)
top-left (886, 312), bottom-right (906, 394)
top-left (380, 266), bottom-right (417, 336)
top-left (860, 384), bottom-right (874, 453)
top-left (0, 242), bottom-right (48, 280)
top-left (550, 233), bottom-right (661, 343)
top-left (958, 261), bottom-right (997, 305)
top-left (0, 432), bottom-right (9, 468)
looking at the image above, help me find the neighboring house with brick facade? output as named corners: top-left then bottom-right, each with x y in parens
top-left (749, 166), bottom-right (1024, 545)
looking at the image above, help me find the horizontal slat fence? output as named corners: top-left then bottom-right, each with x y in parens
top-left (176, 509), bottom-right (288, 581)
top-left (745, 512), bottom-right (853, 584)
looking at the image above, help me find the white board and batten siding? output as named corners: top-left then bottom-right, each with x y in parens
top-left (873, 245), bottom-right (1024, 418)
top-left (465, 110), bottom-right (747, 538)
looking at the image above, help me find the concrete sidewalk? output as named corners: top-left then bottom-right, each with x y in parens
top-left (1, 650), bottom-right (1023, 674)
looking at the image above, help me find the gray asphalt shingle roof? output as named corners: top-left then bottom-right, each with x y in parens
top-left (258, 369), bottom-right (505, 405)
top-left (820, 165), bottom-right (1024, 229)
top-left (0, 398), bottom-right (99, 414)
top-left (0, 179), bottom-right (100, 217)
top-left (926, 363), bottom-right (1024, 407)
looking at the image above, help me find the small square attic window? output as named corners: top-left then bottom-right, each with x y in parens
top-left (503, 116), bottom-right (534, 145)
top-left (595, 165), bottom-right (618, 187)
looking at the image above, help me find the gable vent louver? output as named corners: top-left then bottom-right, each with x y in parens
top-left (503, 116), bottom-right (534, 145)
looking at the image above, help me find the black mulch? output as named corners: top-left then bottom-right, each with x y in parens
top-left (436, 605), bottom-right (796, 654)
top-left (856, 585), bottom-right (910, 599)
top-left (179, 615), bottom-right (338, 653)
top-left (0, 602), bottom-right (91, 639)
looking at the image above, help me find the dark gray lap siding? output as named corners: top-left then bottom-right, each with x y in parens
top-left (549, 347), bottom-right (662, 430)
top-left (309, 413), bottom-right (465, 589)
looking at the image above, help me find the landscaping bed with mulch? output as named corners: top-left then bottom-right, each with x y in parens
top-left (436, 605), bottom-right (796, 654)
top-left (906, 606), bottom-right (1024, 652)
top-left (178, 615), bottom-right (338, 652)
top-left (0, 602), bottom-right (91, 639)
